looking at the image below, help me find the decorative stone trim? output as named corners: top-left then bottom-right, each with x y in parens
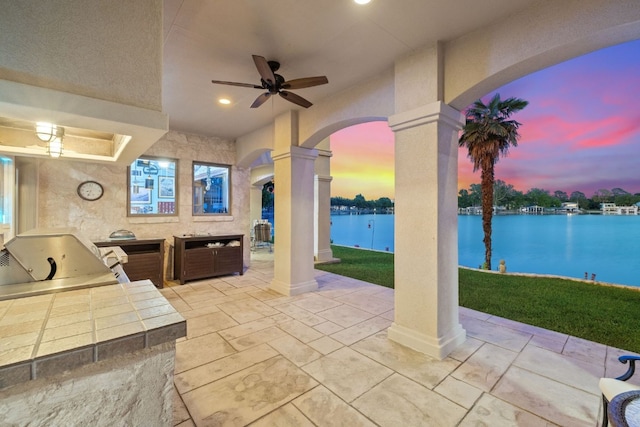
top-left (388, 101), bottom-right (464, 132)
top-left (271, 145), bottom-right (319, 162)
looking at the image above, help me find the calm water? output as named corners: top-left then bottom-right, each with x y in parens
top-left (330, 213), bottom-right (640, 287)
top-left (331, 214), bottom-right (395, 252)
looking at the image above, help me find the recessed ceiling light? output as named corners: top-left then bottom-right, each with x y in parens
top-left (354, 0), bottom-right (371, 4)
top-left (218, 98), bottom-right (231, 105)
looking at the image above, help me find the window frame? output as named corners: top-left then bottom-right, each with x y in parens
top-left (127, 156), bottom-right (179, 217)
top-left (192, 161), bottom-right (231, 216)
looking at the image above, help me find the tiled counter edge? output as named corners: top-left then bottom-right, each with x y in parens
top-left (0, 279), bottom-right (187, 390)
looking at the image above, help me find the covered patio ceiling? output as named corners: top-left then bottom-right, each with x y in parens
top-left (162, 0), bottom-right (535, 139)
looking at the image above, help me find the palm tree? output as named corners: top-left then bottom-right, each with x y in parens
top-left (459, 93), bottom-right (528, 270)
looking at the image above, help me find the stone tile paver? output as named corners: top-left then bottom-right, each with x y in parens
top-left (302, 347), bottom-right (393, 402)
top-left (171, 253), bottom-right (624, 427)
top-left (353, 373), bottom-right (467, 426)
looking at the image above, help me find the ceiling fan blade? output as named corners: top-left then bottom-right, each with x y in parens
top-left (251, 92), bottom-right (272, 108)
top-left (279, 91), bottom-right (312, 108)
top-left (252, 55), bottom-right (276, 86)
top-left (211, 79), bottom-right (261, 89)
top-left (281, 76), bottom-right (328, 90)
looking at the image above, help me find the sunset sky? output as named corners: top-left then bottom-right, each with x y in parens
top-left (330, 39), bottom-right (640, 200)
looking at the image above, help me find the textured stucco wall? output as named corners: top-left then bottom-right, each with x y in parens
top-left (0, 342), bottom-right (175, 427)
top-left (31, 131), bottom-right (251, 275)
top-left (0, 0), bottom-right (162, 111)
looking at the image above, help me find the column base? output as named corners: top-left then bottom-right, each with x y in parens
top-left (314, 248), bottom-right (335, 263)
top-left (314, 257), bottom-right (341, 265)
top-left (314, 247), bottom-right (340, 264)
top-left (387, 322), bottom-right (466, 360)
top-left (269, 278), bottom-right (318, 296)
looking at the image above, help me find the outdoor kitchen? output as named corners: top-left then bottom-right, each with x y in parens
top-left (0, 228), bottom-right (186, 426)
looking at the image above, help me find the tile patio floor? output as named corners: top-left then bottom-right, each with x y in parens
top-left (161, 251), bottom-right (638, 426)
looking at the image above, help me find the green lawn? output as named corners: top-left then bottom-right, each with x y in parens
top-left (317, 246), bottom-right (395, 288)
top-left (316, 245), bottom-right (640, 353)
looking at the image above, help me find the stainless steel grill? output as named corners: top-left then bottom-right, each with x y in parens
top-left (0, 228), bottom-right (126, 300)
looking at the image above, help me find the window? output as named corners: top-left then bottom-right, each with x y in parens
top-left (128, 157), bottom-right (178, 216)
top-left (192, 162), bottom-right (230, 215)
top-left (0, 156), bottom-right (14, 245)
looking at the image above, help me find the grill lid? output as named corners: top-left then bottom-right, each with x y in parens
top-left (5, 228), bottom-right (110, 281)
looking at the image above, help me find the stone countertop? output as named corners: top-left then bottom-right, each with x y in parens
top-left (0, 280), bottom-right (186, 390)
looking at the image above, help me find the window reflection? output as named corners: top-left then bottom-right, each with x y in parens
top-left (1, 156), bottom-right (14, 244)
top-left (128, 157), bottom-right (177, 216)
top-left (193, 162), bottom-right (230, 215)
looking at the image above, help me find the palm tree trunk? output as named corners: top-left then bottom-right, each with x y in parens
top-left (480, 165), bottom-right (495, 270)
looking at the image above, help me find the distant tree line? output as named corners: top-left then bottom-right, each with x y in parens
top-left (331, 194), bottom-right (394, 211)
top-left (263, 184), bottom-right (393, 212)
top-left (458, 180), bottom-right (640, 210)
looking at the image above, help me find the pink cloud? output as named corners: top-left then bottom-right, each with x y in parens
top-left (570, 116), bottom-right (640, 149)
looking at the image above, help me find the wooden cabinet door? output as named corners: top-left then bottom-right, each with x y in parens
top-left (214, 247), bottom-right (242, 275)
top-left (95, 239), bottom-right (165, 288)
top-left (183, 247), bottom-right (215, 281)
top-left (123, 252), bottom-right (162, 286)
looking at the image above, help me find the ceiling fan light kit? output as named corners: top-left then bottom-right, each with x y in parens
top-left (211, 55), bottom-right (328, 109)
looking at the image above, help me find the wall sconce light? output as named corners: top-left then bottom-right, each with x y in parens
top-left (47, 137), bottom-right (63, 158)
top-left (145, 176), bottom-right (154, 189)
top-left (36, 122), bottom-right (65, 158)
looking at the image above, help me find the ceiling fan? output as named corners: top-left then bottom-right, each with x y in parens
top-left (211, 55), bottom-right (328, 109)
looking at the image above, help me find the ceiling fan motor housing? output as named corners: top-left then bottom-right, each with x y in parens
top-left (262, 74), bottom-right (286, 93)
top-left (267, 60), bottom-right (280, 72)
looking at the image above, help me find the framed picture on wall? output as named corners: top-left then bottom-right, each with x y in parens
top-left (130, 187), bottom-right (151, 204)
top-left (159, 177), bottom-right (175, 198)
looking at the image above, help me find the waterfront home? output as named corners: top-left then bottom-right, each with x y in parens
top-left (459, 206), bottom-right (482, 215)
top-left (601, 203), bottom-right (639, 215)
top-left (560, 202), bottom-right (580, 214)
top-left (522, 205), bottom-right (545, 214)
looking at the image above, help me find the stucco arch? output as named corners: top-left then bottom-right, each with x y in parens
top-left (299, 116), bottom-right (388, 149)
top-left (250, 163), bottom-right (274, 187)
top-left (235, 68), bottom-right (394, 166)
top-left (298, 69), bottom-right (395, 149)
top-left (444, 0), bottom-right (640, 109)
top-left (236, 125), bottom-right (274, 168)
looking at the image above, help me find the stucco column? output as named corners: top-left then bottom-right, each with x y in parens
top-left (314, 138), bottom-right (336, 263)
top-left (387, 101), bottom-right (466, 359)
top-left (249, 184), bottom-right (263, 238)
top-left (314, 174), bottom-right (334, 262)
top-left (269, 145), bottom-right (319, 295)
